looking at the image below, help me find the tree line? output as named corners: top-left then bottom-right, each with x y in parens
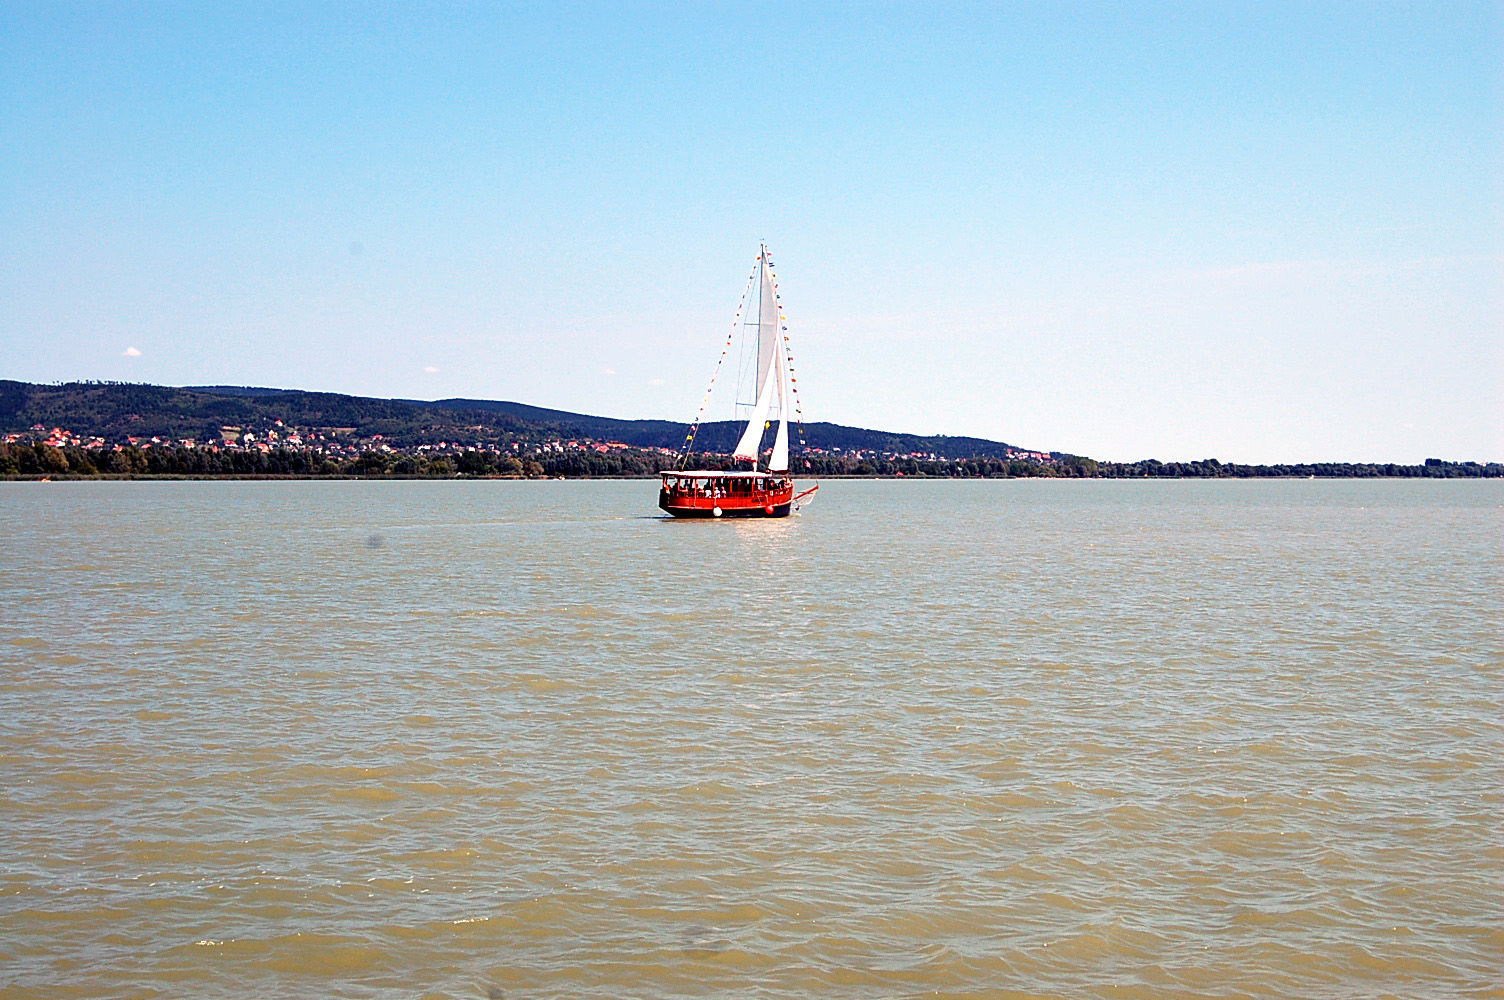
top-left (0, 442), bottom-right (674, 478)
top-left (2, 441), bottom-right (1498, 479)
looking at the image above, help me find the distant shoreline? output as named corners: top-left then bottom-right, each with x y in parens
top-left (5, 470), bottom-right (1501, 483)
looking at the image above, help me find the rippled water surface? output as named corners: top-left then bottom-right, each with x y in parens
top-left (2, 479), bottom-right (1500, 999)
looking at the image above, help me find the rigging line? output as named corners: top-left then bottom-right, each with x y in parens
top-left (732, 261), bottom-right (758, 410)
top-left (735, 247), bottom-right (772, 412)
top-left (768, 263), bottom-right (814, 479)
top-left (680, 258), bottom-right (760, 469)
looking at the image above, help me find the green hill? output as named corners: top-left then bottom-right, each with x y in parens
top-left (0, 380), bottom-right (1038, 459)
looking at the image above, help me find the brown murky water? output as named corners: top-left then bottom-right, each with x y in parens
top-left (2, 479), bottom-right (1500, 999)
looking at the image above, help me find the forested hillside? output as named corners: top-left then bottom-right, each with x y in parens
top-left (0, 380), bottom-right (1034, 458)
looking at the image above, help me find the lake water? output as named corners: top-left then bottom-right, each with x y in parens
top-left (1, 479), bottom-right (1500, 999)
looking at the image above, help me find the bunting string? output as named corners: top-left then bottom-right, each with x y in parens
top-left (765, 261), bottom-right (811, 469)
top-left (680, 256), bottom-right (761, 469)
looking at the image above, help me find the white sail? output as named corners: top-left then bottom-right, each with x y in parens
top-left (756, 248), bottom-right (779, 403)
top-left (731, 351), bottom-right (777, 460)
top-left (767, 317), bottom-right (792, 471)
top-left (769, 374), bottom-right (790, 472)
top-left (732, 248), bottom-right (789, 465)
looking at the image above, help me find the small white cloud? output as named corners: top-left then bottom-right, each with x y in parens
top-left (601, 367), bottom-right (617, 376)
top-left (650, 378), bottom-right (665, 386)
top-left (423, 365), bottom-right (440, 374)
top-left (122, 346), bottom-right (142, 357)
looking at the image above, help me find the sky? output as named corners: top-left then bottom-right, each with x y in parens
top-left (2, 1), bottom-right (1499, 464)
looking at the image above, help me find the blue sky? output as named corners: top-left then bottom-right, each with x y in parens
top-left (2, 1), bottom-right (1499, 463)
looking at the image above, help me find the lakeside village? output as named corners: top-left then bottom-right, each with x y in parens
top-left (2, 420), bottom-right (1056, 479)
top-left (4, 421), bottom-right (683, 463)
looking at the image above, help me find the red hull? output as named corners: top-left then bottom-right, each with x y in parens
top-left (658, 472), bottom-right (804, 518)
top-left (661, 498), bottom-right (793, 518)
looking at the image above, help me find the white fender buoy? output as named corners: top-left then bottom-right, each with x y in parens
top-left (712, 506), bottom-right (722, 517)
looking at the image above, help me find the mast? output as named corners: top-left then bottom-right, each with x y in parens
top-left (756, 244), bottom-right (778, 411)
top-left (732, 244), bottom-right (791, 471)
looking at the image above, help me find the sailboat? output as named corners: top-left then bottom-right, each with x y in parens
top-left (659, 244), bottom-right (819, 518)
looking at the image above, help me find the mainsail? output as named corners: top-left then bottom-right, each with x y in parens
top-left (731, 246), bottom-right (791, 471)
